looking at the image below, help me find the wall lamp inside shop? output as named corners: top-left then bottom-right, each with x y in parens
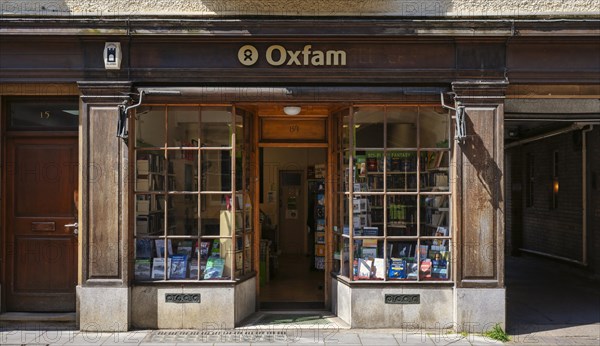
top-left (283, 106), bottom-right (302, 116)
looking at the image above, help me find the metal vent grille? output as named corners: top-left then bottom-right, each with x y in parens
top-left (146, 330), bottom-right (290, 343)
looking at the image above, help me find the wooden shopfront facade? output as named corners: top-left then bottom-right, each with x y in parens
top-left (0, 17), bottom-right (598, 331)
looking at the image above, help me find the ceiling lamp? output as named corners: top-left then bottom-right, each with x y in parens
top-left (283, 106), bottom-right (301, 116)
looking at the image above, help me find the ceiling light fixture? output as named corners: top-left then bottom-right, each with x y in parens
top-left (283, 106), bottom-right (301, 116)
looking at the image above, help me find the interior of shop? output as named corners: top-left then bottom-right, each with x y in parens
top-left (258, 147), bottom-right (327, 309)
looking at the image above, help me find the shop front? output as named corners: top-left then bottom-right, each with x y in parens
top-left (1, 17), bottom-right (597, 332)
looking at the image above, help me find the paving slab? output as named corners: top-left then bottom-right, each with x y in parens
top-left (323, 331), bottom-right (361, 345)
top-left (0, 329), bottom-right (48, 344)
top-left (358, 332), bottom-right (399, 345)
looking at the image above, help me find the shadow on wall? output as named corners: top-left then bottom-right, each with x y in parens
top-left (0, 0), bottom-right (455, 16)
top-left (461, 115), bottom-right (503, 210)
top-left (132, 286), bottom-right (158, 329)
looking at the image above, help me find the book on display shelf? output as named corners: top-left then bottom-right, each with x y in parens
top-left (134, 259), bottom-right (152, 280)
top-left (155, 239), bottom-right (173, 258)
top-left (203, 256), bottom-right (225, 279)
top-left (189, 258), bottom-right (199, 280)
top-left (372, 257), bottom-right (385, 280)
top-left (419, 259), bottom-right (432, 279)
top-left (199, 240), bottom-right (212, 260)
top-left (170, 255), bottom-right (188, 279)
top-left (357, 258), bottom-right (373, 280)
top-left (176, 240), bottom-right (194, 258)
top-left (406, 259), bottom-right (418, 280)
top-left (388, 257), bottom-right (407, 279)
top-left (136, 238), bottom-right (153, 259)
top-left (151, 257), bottom-right (171, 280)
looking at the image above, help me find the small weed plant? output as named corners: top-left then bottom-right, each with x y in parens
top-left (484, 324), bottom-right (510, 342)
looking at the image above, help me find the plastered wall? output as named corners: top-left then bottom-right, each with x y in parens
top-left (1, 0), bottom-right (599, 17)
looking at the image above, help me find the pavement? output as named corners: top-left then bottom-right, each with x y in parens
top-left (1, 254), bottom-right (598, 345)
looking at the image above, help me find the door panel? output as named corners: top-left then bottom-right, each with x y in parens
top-left (278, 171), bottom-right (305, 255)
top-left (6, 137), bottom-right (78, 312)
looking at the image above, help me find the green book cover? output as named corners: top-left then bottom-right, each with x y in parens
top-left (203, 256), bottom-right (225, 279)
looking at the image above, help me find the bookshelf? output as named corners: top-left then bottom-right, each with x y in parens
top-left (309, 179), bottom-right (326, 270)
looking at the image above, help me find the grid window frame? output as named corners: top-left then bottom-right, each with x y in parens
top-left (337, 105), bottom-right (453, 283)
top-left (132, 104), bottom-right (254, 282)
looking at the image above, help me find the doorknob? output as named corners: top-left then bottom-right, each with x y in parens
top-left (65, 222), bottom-right (78, 236)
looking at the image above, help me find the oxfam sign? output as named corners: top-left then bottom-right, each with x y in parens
top-left (238, 44), bottom-right (347, 67)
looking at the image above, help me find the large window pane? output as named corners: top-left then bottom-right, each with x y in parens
top-left (201, 107), bottom-right (232, 147)
top-left (167, 151), bottom-right (198, 192)
top-left (202, 150), bottom-right (232, 192)
top-left (167, 195), bottom-right (198, 236)
top-left (387, 241), bottom-right (418, 281)
top-left (167, 107), bottom-right (199, 147)
top-left (353, 239), bottom-right (385, 281)
top-left (387, 107), bottom-right (417, 148)
top-left (420, 106), bottom-right (449, 148)
top-left (136, 106), bottom-right (165, 147)
top-left (418, 239), bottom-right (451, 281)
top-left (387, 195), bottom-right (418, 236)
top-left (421, 150), bottom-right (450, 192)
top-left (354, 107), bottom-right (384, 148)
top-left (387, 151), bottom-right (418, 192)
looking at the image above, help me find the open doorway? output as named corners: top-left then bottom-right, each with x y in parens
top-left (259, 147), bottom-right (327, 309)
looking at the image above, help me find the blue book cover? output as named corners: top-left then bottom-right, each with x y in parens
top-left (136, 239), bottom-right (153, 259)
top-left (388, 258), bottom-right (406, 279)
top-left (169, 255), bottom-right (188, 279)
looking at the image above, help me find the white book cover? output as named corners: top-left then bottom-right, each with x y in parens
top-left (151, 257), bottom-right (171, 279)
top-left (373, 258), bottom-right (385, 279)
top-left (358, 258), bottom-right (373, 279)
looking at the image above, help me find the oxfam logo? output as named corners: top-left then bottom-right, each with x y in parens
top-left (238, 45), bottom-right (259, 66)
top-left (238, 44), bottom-right (347, 67)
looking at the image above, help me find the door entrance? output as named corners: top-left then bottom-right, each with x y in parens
top-left (259, 148), bottom-right (327, 308)
top-left (3, 97), bottom-right (79, 312)
top-left (5, 136), bottom-right (78, 312)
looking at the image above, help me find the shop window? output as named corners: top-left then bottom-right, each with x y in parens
top-left (335, 105), bottom-right (451, 282)
top-left (133, 105), bottom-right (253, 282)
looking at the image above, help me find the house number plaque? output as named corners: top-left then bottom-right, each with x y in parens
top-left (260, 118), bottom-right (326, 143)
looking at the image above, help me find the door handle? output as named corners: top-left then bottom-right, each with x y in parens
top-left (65, 222), bottom-right (78, 236)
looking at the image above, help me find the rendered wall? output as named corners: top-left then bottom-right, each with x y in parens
top-left (331, 280), bottom-right (453, 329)
top-left (1, 0), bottom-right (599, 16)
top-left (131, 285), bottom-right (236, 329)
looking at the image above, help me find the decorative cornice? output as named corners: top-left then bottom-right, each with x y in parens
top-left (452, 80), bottom-right (509, 103)
top-left (78, 81), bottom-right (132, 103)
top-left (1, 17), bottom-right (599, 37)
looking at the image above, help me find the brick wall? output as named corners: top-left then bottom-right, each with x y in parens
top-left (508, 131), bottom-right (583, 260)
top-left (588, 127), bottom-right (600, 275)
top-left (506, 127), bottom-right (600, 275)
top-left (505, 150), bottom-right (512, 254)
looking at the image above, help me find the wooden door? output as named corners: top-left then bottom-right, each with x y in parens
top-left (278, 170), bottom-right (305, 255)
top-left (5, 136), bottom-right (78, 312)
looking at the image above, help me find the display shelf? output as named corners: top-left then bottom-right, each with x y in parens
top-left (309, 177), bottom-right (326, 270)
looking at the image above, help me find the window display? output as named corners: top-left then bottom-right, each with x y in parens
top-left (335, 105), bottom-right (452, 282)
top-left (133, 105), bottom-right (253, 281)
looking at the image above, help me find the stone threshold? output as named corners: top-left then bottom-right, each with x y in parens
top-left (0, 312), bottom-right (76, 323)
